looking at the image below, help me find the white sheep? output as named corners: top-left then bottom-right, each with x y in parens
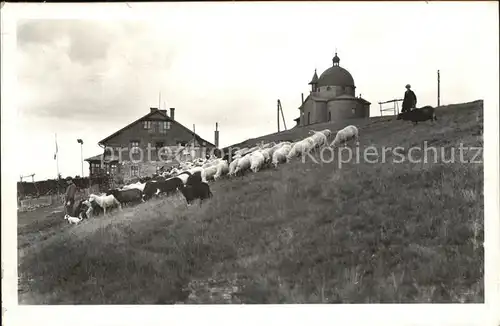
top-left (272, 144), bottom-right (292, 167)
top-left (260, 147), bottom-right (274, 163)
top-left (319, 129), bottom-right (332, 140)
top-left (331, 125), bottom-right (359, 148)
top-left (270, 142), bottom-right (287, 153)
top-left (308, 130), bottom-right (328, 149)
top-left (214, 160), bottom-right (230, 180)
top-left (286, 137), bottom-right (315, 160)
top-left (243, 145), bottom-right (261, 156)
top-left (228, 158), bottom-right (240, 176)
top-left (234, 154), bottom-right (252, 175)
top-left (64, 214), bottom-right (83, 225)
top-left (259, 141), bottom-right (276, 150)
top-left (250, 150), bottom-right (266, 173)
top-left (233, 147), bottom-right (248, 157)
top-left (201, 165), bottom-right (219, 182)
top-left (89, 193), bottom-right (121, 215)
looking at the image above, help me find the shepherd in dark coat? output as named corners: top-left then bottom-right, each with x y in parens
top-left (64, 177), bottom-right (77, 216)
top-left (402, 84), bottom-right (417, 113)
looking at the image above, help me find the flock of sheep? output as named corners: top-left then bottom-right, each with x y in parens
top-left (63, 125), bottom-right (359, 225)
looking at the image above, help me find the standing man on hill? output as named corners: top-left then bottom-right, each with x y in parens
top-left (402, 84), bottom-right (417, 113)
top-left (65, 177), bottom-right (77, 216)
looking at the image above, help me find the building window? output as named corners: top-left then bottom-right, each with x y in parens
top-left (307, 112), bottom-right (311, 125)
top-left (143, 121), bottom-right (151, 129)
top-left (110, 163), bottom-right (117, 175)
top-left (131, 165), bottom-right (139, 177)
top-left (328, 111), bottom-right (332, 121)
top-left (167, 121), bottom-right (171, 129)
top-left (148, 121), bottom-right (158, 133)
top-left (158, 121), bottom-right (168, 134)
top-left (91, 163), bottom-right (100, 175)
top-left (130, 141), bottom-right (140, 153)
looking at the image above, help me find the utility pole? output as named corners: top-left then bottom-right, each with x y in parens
top-left (277, 99), bottom-right (287, 132)
top-left (55, 133), bottom-right (60, 195)
top-left (277, 100), bottom-right (280, 132)
top-left (437, 70), bottom-right (441, 107)
top-left (77, 139), bottom-right (84, 177)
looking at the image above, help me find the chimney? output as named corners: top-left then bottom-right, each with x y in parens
top-left (150, 107), bottom-right (158, 113)
top-left (169, 107), bottom-right (175, 120)
top-left (214, 122), bottom-right (219, 148)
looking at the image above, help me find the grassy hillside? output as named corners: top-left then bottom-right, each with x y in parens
top-left (18, 100), bottom-right (484, 304)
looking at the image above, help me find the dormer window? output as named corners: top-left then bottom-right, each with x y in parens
top-left (143, 121), bottom-right (151, 129)
top-left (130, 141), bottom-right (140, 153)
top-left (159, 121), bottom-right (168, 134)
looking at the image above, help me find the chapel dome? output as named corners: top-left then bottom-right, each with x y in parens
top-left (316, 53), bottom-right (355, 88)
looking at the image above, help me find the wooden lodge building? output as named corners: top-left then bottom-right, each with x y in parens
top-left (85, 107), bottom-right (217, 184)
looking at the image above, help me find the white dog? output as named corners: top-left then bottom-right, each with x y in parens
top-left (64, 214), bottom-right (83, 225)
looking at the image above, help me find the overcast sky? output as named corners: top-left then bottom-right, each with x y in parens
top-left (10, 2), bottom-right (499, 181)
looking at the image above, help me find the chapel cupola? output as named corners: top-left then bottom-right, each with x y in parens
top-left (332, 52), bottom-right (340, 67)
top-left (308, 69), bottom-right (319, 92)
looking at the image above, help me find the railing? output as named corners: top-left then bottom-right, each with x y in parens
top-left (378, 99), bottom-right (403, 116)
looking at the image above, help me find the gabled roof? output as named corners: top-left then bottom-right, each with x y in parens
top-left (85, 153), bottom-right (103, 162)
top-left (298, 94), bottom-right (311, 110)
top-left (98, 109), bottom-right (216, 147)
top-left (357, 97), bottom-right (371, 105)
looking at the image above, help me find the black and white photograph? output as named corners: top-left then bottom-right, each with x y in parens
top-left (1, 1), bottom-right (499, 325)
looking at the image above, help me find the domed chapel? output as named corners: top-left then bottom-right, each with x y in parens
top-left (294, 52), bottom-right (371, 127)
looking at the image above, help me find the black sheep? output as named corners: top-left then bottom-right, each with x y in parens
top-left (73, 199), bottom-right (89, 219)
top-left (397, 106), bottom-right (437, 125)
top-left (76, 199), bottom-right (103, 218)
top-left (106, 188), bottom-right (143, 206)
top-left (180, 182), bottom-right (213, 206)
top-left (186, 171), bottom-right (202, 186)
top-left (142, 177), bottom-right (184, 201)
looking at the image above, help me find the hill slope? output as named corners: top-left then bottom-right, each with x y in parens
top-left (225, 100), bottom-right (483, 150)
top-left (18, 100), bottom-right (484, 304)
